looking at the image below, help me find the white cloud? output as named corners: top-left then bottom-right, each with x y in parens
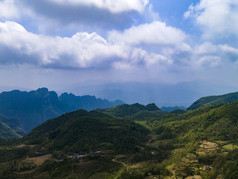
top-left (195, 42), bottom-right (238, 57)
top-left (0, 21), bottom-right (175, 69)
top-left (113, 48), bottom-right (172, 70)
top-left (0, 0), bottom-right (19, 19)
top-left (1, 19), bottom-right (237, 81)
top-left (108, 21), bottom-right (186, 45)
top-left (185, 0), bottom-right (238, 39)
top-left (131, 48), bottom-right (171, 66)
top-left (197, 56), bottom-right (221, 67)
top-left (50, 0), bottom-right (149, 13)
top-left (0, 21), bottom-right (128, 68)
top-left (193, 42), bottom-right (238, 68)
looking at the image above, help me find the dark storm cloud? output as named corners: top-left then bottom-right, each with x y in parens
top-left (20, 0), bottom-right (140, 30)
top-left (0, 45), bottom-right (40, 66)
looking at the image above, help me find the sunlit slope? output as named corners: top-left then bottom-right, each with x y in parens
top-left (188, 92), bottom-right (238, 110)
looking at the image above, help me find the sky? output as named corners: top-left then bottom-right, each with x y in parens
top-left (0, 0), bottom-right (238, 106)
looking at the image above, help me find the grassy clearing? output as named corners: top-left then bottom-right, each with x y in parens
top-left (16, 144), bottom-right (35, 149)
top-left (222, 144), bottom-right (238, 151)
top-left (24, 154), bottom-right (52, 166)
top-left (196, 141), bottom-right (218, 156)
top-left (185, 175), bottom-right (202, 179)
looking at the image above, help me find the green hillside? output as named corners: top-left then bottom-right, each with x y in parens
top-left (0, 115), bottom-right (26, 136)
top-left (0, 109), bottom-right (151, 178)
top-left (25, 109), bottom-right (149, 153)
top-left (188, 91), bottom-right (238, 110)
top-left (96, 103), bottom-right (160, 117)
top-left (152, 101), bottom-right (238, 141)
top-left (128, 110), bottom-right (166, 121)
top-left (1, 101), bottom-right (238, 178)
top-left (0, 121), bottom-right (21, 139)
top-left (144, 101), bottom-right (238, 178)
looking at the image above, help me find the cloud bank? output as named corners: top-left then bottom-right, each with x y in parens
top-left (0, 20), bottom-right (176, 69)
top-left (0, 18), bottom-right (237, 72)
top-left (48, 0), bottom-right (149, 13)
top-left (0, 0), bottom-right (238, 95)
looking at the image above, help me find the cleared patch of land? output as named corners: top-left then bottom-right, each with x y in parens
top-left (24, 154), bottom-right (52, 166)
top-left (16, 144), bottom-right (35, 149)
top-left (222, 144), bottom-right (238, 151)
top-left (197, 141), bottom-right (218, 156)
top-left (185, 175), bottom-right (202, 179)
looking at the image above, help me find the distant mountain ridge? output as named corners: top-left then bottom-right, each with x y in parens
top-left (160, 106), bottom-right (186, 112)
top-left (188, 91), bottom-right (238, 110)
top-left (96, 103), bottom-right (160, 117)
top-left (59, 92), bottom-right (123, 111)
top-left (0, 88), bottom-right (123, 131)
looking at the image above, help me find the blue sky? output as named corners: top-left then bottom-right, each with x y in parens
top-left (0, 0), bottom-right (238, 105)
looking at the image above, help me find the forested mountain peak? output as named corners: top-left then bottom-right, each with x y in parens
top-left (188, 91), bottom-right (238, 110)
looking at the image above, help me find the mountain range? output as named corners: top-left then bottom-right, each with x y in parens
top-left (0, 90), bottom-right (238, 178)
top-left (0, 88), bottom-right (123, 132)
top-left (188, 91), bottom-right (238, 110)
top-left (0, 89), bottom-right (238, 136)
top-left (67, 81), bottom-right (237, 107)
